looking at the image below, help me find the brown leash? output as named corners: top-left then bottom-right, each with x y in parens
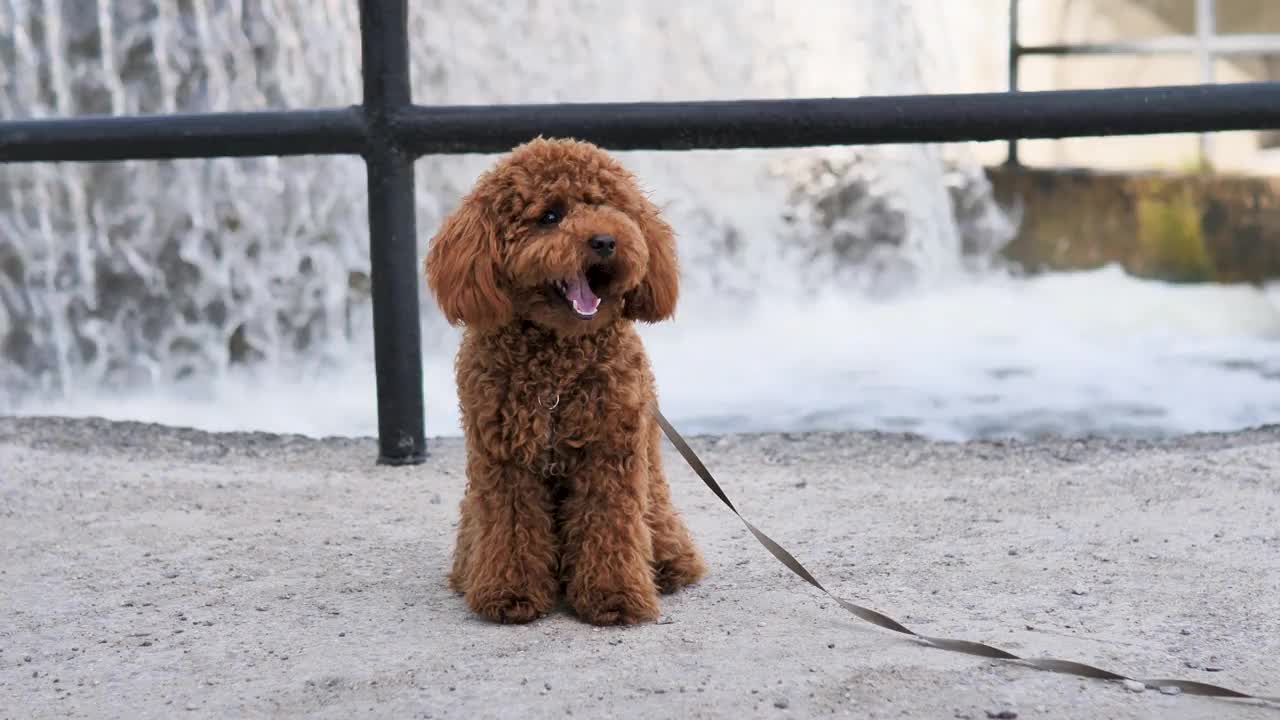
top-left (654, 408), bottom-right (1279, 706)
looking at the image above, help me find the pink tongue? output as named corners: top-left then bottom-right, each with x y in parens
top-left (564, 273), bottom-right (600, 316)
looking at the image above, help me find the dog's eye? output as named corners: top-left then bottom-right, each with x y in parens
top-left (536, 208), bottom-right (563, 226)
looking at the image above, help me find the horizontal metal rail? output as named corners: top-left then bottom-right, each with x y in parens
top-left (0, 109), bottom-right (365, 162)
top-left (1018, 34), bottom-right (1280, 57)
top-left (5, 82), bottom-right (1280, 163)
top-left (391, 82), bottom-right (1280, 154)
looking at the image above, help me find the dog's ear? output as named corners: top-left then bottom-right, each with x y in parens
top-left (424, 195), bottom-right (513, 328)
top-left (624, 196), bottom-right (679, 323)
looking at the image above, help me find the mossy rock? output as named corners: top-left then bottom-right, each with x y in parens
top-left (1134, 193), bottom-right (1214, 283)
top-left (988, 165), bottom-right (1280, 284)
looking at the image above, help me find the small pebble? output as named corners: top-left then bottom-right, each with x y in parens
top-left (1070, 588), bottom-right (1087, 596)
top-left (1159, 686), bottom-right (1182, 696)
top-left (1122, 680), bottom-right (1146, 693)
top-left (1180, 628), bottom-right (1191, 636)
top-left (773, 698), bottom-right (789, 709)
top-left (985, 711), bottom-right (1017, 719)
top-left (1203, 666), bottom-right (1224, 673)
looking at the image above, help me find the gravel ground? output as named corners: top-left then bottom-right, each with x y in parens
top-left (1, 415), bottom-right (1278, 719)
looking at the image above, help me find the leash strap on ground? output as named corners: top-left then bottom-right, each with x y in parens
top-left (654, 408), bottom-right (1279, 706)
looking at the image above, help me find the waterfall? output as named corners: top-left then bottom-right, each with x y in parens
top-left (0, 1), bottom-right (988, 419)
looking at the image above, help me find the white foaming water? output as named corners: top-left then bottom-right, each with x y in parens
top-left (646, 267), bottom-right (1280, 440)
top-left (29, 266), bottom-right (1280, 441)
top-left (4, 1), bottom-right (1280, 441)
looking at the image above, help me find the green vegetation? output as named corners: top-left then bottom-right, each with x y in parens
top-left (1135, 190), bottom-right (1214, 283)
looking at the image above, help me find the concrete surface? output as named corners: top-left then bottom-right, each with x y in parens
top-left (1, 415), bottom-right (1278, 719)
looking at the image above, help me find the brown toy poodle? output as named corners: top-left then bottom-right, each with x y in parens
top-left (424, 137), bottom-right (707, 625)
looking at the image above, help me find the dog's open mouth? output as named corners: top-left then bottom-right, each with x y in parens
top-left (551, 265), bottom-right (614, 320)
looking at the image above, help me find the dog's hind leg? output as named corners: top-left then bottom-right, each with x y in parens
top-left (643, 417), bottom-right (708, 594)
top-left (448, 490), bottom-right (477, 594)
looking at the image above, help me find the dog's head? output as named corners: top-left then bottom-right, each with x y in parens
top-left (424, 137), bottom-right (678, 335)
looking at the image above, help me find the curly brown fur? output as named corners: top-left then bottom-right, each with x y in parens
top-left (425, 137), bottom-right (707, 626)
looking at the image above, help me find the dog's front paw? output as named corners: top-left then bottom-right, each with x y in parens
top-left (568, 580), bottom-right (660, 626)
top-left (466, 586), bottom-right (553, 625)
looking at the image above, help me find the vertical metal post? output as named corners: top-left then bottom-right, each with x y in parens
top-left (1006, 0), bottom-right (1021, 166)
top-left (1195, 0), bottom-right (1216, 167)
top-left (359, 0), bottom-right (427, 465)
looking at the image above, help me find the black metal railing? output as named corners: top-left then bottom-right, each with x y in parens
top-left (4, 0), bottom-right (1280, 465)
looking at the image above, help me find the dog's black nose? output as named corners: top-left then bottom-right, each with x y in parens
top-left (588, 234), bottom-right (616, 257)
